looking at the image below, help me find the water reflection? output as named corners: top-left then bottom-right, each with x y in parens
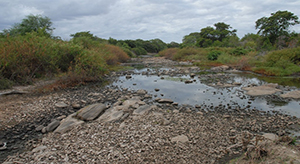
top-left (112, 68), bottom-right (300, 117)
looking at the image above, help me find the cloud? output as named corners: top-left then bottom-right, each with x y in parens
top-left (1, 0), bottom-right (300, 43)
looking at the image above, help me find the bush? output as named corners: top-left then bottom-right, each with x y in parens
top-left (207, 50), bottom-right (222, 60)
top-left (173, 48), bottom-right (198, 60)
top-left (132, 47), bottom-right (147, 56)
top-left (230, 47), bottom-right (248, 56)
top-left (158, 48), bottom-right (179, 59)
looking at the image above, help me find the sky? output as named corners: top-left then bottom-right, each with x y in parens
top-left (1, 0), bottom-right (300, 43)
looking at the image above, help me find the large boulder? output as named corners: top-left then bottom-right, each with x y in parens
top-left (97, 107), bottom-right (124, 123)
top-left (76, 103), bottom-right (107, 121)
top-left (242, 83), bottom-right (281, 96)
top-left (280, 90), bottom-right (300, 99)
top-left (54, 113), bottom-right (84, 134)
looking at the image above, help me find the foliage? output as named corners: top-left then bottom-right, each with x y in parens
top-left (2, 14), bottom-right (54, 37)
top-left (132, 47), bottom-right (147, 56)
top-left (173, 47), bottom-right (199, 60)
top-left (207, 50), bottom-right (222, 60)
top-left (256, 10), bottom-right (300, 45)
top-left (158, 48), bottom-right (179, 59)
top-left (254, 47), bottom-right (300, 76)
top-left (182, 22), bottom-right (237, 48)
top-left (230, 47), bottom-right (248, 56)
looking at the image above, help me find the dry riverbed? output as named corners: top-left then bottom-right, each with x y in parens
top-left (1, 57), bottom-right (300, 163)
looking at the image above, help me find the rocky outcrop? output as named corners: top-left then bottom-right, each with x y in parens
top-left (280, 90), bottom-right (300, 99)
top-left (76, 103), bottom-right (107, 121)
top-left (54, 113), bottom-right (84, 134)
top-left (242, 83), bottom-right (282, 96)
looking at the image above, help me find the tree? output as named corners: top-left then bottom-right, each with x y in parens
top-left (195, 22), bottom-right (237, 47)
top-left (2, 14), bottom-right (54, 37)
top-left (255, 10), bottom-right (299, 45)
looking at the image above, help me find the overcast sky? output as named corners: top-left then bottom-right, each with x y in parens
top-left (1, 0), bottom-right (300, 43)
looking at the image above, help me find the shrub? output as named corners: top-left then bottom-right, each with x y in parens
top-left (230, 47), bottom-right (248, 56)
top-left (158, 48), bottom-right (179, 59)
top-left (132, 47), bottom-right (147, 56)
top-left (207, 50), bottom-right (222, 60)
top-left (173, 47), bottom-right (198, 60)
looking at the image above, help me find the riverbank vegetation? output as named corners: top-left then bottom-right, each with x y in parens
top-left (1, 10), bottom-right (300, 89)
top-left (159, 10), bottom-right (300, 76)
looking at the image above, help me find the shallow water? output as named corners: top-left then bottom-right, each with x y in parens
top-left (112, 68), bottom-right (300, 117)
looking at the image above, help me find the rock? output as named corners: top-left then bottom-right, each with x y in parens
top-left (55, 113), bottom-right (84, 134)
top-left (56, 115), bottom-right (66, 120)
top-left (133, 105), bottom-right (153, 115)
top-left (0, 142), bottom-right (7, 151)
top-left (158, 99), bottom-right (174, 104)
top-left (185, 80), bottom-right (193, 84)
top-left (211, 65), bottom-right (230, 72)
top-left (46, 120), bottom-right (60, 132)
top-left (76, 103), bottom-right (107, 121)
top-left (97, 107), bottom-right (124, 123)
top-left (280, 90), bottom-right (300, 99)
top-left (137, 89), bottom-right (147, 95)
top-left (262, 133), bottom-right (278, 141)
top-left (171, 135), bottom-right (189, 143)
top-left (72, 103), bottom-right (81, 109)
top-left (32, 145), bottom-right (47, 153)
top-left (125, 75), bottom-right (132, 79)
top-left (35, 125), bottom-right (44, 132)
top-left (242, 83), bottom-right (282, 96)
top-left (190, 73), bottom-right (196, 78)
top-left (154, 88), bottom-right (160, 92)
top-left (55, 102), bottom-right (68, 108)
top-left (42, 127), bottom-right (47, 133)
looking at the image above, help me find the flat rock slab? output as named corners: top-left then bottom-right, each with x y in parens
top-left (157, 98), bottom-right (174, 104)
top-left (55, 102), bottom-right (68, 108)
top-left (97, 107), bottom-right (124, 123)
top-left (76, 103), bottom-right (107, 121)
top-left (280, 90), bottom-right (300, 99)
top-left (171, 135), bottom-right (189, 143)
top-left (133, 105), bottom-right (153, 115)
top-left (242, 83), bottom-right (281, 96)
top-left (55, 113), bottom-right (84, 134)
top-left (46, 120), bottom-right (60, 132)
top-left (262, 133), bottom-right (278, 141)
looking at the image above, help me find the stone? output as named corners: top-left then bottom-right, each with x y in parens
top-left (72, 103), bottom-right (81, 109)
top-left (158, 99), bottom-right (174, 104)
top-left (0, 142), bottom-right (7, 151)
top-left (262, 133), bottom-right (278, 141)
top-left (55, 102), bottom-right (68, 108)
top-left (55, 113), bottom-right (84, 134)
top-left (154, 88), bottom-right (160, 92)
top-left (185, 80), bottom-right (193, 84)
top-left (35, 125), bottom-right (44, 132)
top-left (242, 83), bottom-right (281, 96)
top-left (32, 145), bottom-right (47, 153)
top-left (125, 75), bottom-right (132, 79)
top-left (133, 105), bottom-right (153, 115)
top-left (97, 107), bottom-right (124, 123)
top-left (190, 73), bottom-right (196, 78)
top-left (280, 90), bottom-right (300, 99)
top-left (46, 120), bottom-right (60, 132)
top-left (42, 127), bottom-right (47, 133)
top-left (171, 135), bottom-right (189, 143)
top-left (211, 65), bottom-right (230, 72)
top-left (137, 89), bottom-right (147, 95)
top-left (76, 103), bottom-right (107, 121)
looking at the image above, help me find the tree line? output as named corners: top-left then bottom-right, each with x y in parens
top-left (1, 10), bottom-right (299, 54)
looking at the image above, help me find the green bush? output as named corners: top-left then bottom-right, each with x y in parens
top-left (132, 47), bottom-right (147, 56)
top-left (230, 47), bottom-right (248, 56)
top-left (207, 50), bottom-right (222, 60)
top-left (173, 47), bottom-right (198, 60)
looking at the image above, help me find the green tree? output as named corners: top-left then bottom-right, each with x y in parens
top-left (255, 10), bottom-right (299, 45)
top-left (2, 14), bottom-right (54, 37)
top-left (196, 22), bottom-right (237, 47)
